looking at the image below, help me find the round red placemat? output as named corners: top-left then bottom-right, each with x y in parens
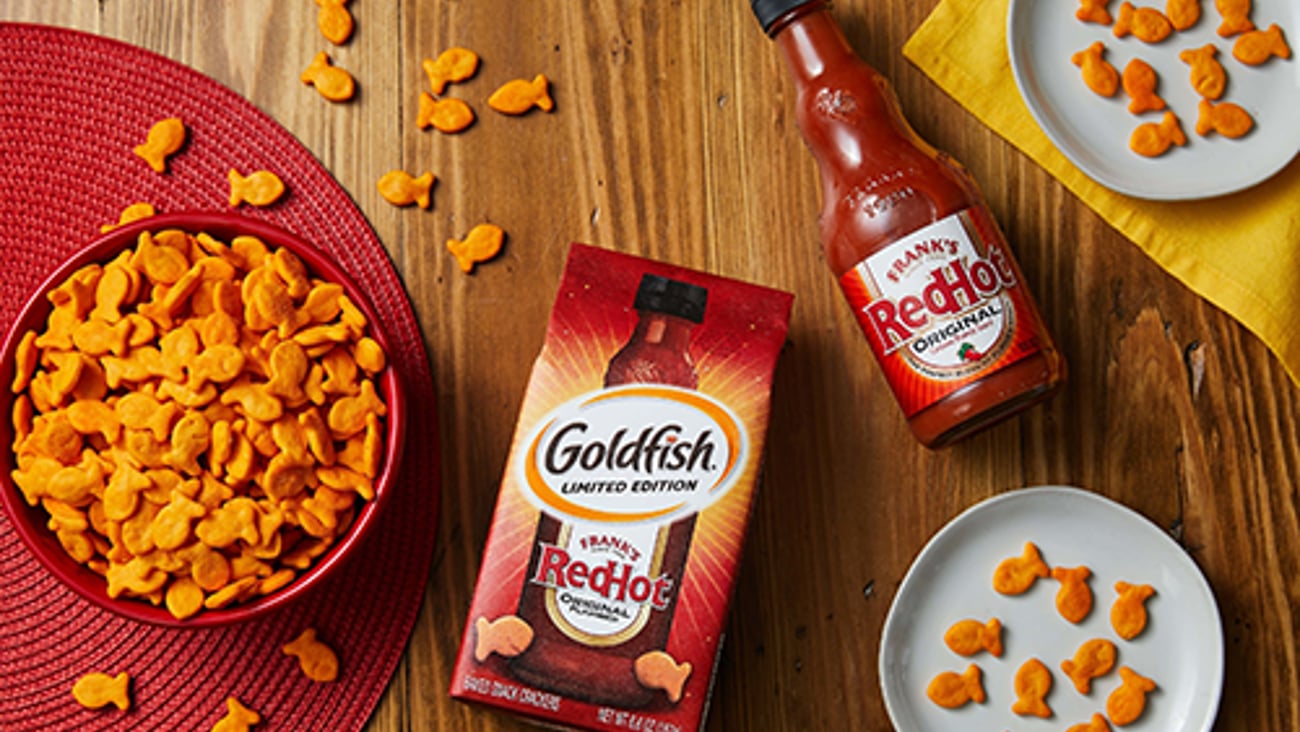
top-left (0, 23), bottom-right (439, 731)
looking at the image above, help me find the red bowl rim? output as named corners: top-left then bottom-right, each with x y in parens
top-left (0, 211), bottom-right (408, 628)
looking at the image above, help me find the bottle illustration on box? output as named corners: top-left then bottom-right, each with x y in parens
top-left (510, 274), bottom-right (707, 707)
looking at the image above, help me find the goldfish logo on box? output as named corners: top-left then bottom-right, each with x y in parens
top-left (518, 384), bottom-right (748, 525)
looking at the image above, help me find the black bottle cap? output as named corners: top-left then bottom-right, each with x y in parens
top-left (751, 0), bottom-right (824, 34)
top-left (633, 274), bottom-right (707, 324)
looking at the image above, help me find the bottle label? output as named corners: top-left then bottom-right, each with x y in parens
top-left (516, 384), bottom-right (748, 643)
top-left (838, 208), bottom-right (1043, 416)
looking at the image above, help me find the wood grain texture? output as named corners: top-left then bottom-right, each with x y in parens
top-left (2, 1), bottom-right (1296, 730)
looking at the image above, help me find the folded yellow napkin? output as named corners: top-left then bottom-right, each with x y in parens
top-left (904, 0), bottom-right (1300, 384)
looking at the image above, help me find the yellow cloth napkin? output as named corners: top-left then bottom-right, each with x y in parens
top-left (904, 0), bottom-right (1300, 384)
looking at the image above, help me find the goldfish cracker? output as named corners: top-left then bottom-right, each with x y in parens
top-left (133, 117), bottom-right (186, 174)
top-left (1166, 0), bottom-right (1201, 30)
top-left (473, 614), bottom-right (535, 662)
top-left (1076, 0), bottom-right (1113, 25)
top-left (1129, 110), bottom-right (1186, 156)
top-left (1178, 45), bottom-right (1226, 100)
top-left (1232, 24), bottom-right (1291, 65)
top-left (1072, 42), bottom-right (1120, 98)
top-left (1106, 666), bottom-right (1157, 725)
top-left (1110, 581), bottom-right (1156, 639)
top-left (377, 170), bottom-right (435, 208)
top-left (71, 671), bottom-right (131, 711)
top-left (488, 74), bottom-right (554, 115)
top-left (926, 664), bottom-right (985, 709)
top-left (1195, 97), bottom-right (1254, 138)
top-left (1114, 2), bottom-right (1174, 42)
top-left (942, 617), bottom-right (1002, 657)
top-left (1122, 59), bottom-right (1166, 114)
top-left (101, 202), bottom-right (158, 234)
top-left (228, 169), bottom-right (286, 208)
top-left (282, 627), bottom-right (340, 682)
top-left (211, 697), bottom-right (260, 732)
top-left (992, 541), bottom-right (1050, 595)
top-left (417, 92), bottom-right (475, 133)
top-left (1215, 0), bottom-right (1255, 37)
top-left (1011, 657), bottom-right (1053, 718)
top-left (634, 650), bottom-right (692, 704)
top-left (11, 330), bottom-right (38, 393)
top-left (301, 51), bottom-right (355, 102)
top-left (203, 575), bottom-right (260, 609)
top-left (1061, 637), bottom-right (1117, 693)
top-left (164, 576), bottom-right (206, 620)
top-left (422, 47), bottom-right (480, 95)
top-left (315, 0), bottom-right (353, 45)
top-left (1052, 565), bottom-right (1094, 623)
top-left (1068, 713), bottom-right (1114, 732)
top-left (446, 223), bottom-right (506, 273)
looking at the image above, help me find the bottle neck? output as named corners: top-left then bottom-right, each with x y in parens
top-left (771, 3), bottom-right (858, 86)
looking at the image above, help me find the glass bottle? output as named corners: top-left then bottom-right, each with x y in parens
top-left (752, 0), bottom-right (1066, 448)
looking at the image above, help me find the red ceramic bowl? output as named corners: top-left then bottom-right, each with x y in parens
top-left (0, 212), bottom-right (406, 627)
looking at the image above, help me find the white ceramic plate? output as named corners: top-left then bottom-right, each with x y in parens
top-left (1007, 0), bottom-right (1300, 199)
top-left (879, 486), bottom-right (1223, 731)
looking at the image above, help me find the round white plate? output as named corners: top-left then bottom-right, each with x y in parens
top-left (879, 486), bottom-right (1223, 731)
top-left (1007, 0), bottom-right (1300, 199)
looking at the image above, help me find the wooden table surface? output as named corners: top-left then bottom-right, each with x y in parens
top-left (4, 1), bottom-right (1297, 730)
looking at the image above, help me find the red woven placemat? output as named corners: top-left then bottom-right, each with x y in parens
top-left (0, 23), bottom-right (439, 731)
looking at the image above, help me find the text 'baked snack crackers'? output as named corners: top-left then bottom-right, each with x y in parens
top-left (450, 244), bottom-right (793, 731)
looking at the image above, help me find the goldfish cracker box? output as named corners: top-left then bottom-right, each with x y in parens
top-left (450, 244), bottom-right (793, 731)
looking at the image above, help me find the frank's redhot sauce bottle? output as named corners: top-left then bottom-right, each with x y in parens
top-left (752, 0), bottom-right (1066, 447)
top-left (509, 274), bottom-right (707, 706)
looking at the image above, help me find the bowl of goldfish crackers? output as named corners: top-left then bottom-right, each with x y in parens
top-left (0, 212), bottom-right (406, 627)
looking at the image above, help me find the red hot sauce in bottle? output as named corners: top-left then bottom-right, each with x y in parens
top-left (752, 0), bottom-right (1066, 447)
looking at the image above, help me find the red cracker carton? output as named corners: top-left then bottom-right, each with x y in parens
top-left (450, 244), bottom-right (793, 731)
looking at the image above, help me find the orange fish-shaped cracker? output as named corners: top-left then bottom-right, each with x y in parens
top-left (1110, 581), bottom-right (1157, 638)
top-left (71, 671), bottom-right (131, 711)
top-left (488, 74), bottom-right (554, 115)
top-left (316, 0), bottom-right (353, 46)
top-left (1166, 0), bottom-right (1201, 30)
top-left (446, 223), bottom-right (505, 273)
top-left (282, 627), bottom-right (340, 682)
top-left (1061, 637), bottom-right (1117, 693)
top-left (1106, 666), bottom-right (1157, 725)
top-left (211, 697), bottom-right (261, 732)
top-left (417, 93), bottom-right (475, 134)
top-left (1232, 24), bottom-right (1291, 65)
top-left (1067, 713), bottom-right (1114, 732)
top-left (1178, 44), bottom-right (1226, 99)
top-left (1114, 1), bottom-right (1174, 42)
top-left (422, 47), bottom-right (480, 95)
top-left (926, 664), bottom-right (985, 709)
top-left (1129, 111), bottom-right (1186, 157)
top-left (301, 51), bottom-right (356, 102)
top-left (1077, 0), bottom-right (1114, 25)
top-left (228, 169), bottom-right (286, 207)
top-left (133, 117), bottom-right (186, 173)
top-left (1052, 565), bottom-right (1093, 623)
top-left (377, 170), bottom-right (435, 208)
top-left (1196, 99), bottom-right (1257, 138)
top-left (1214, 0), bottom-right (1255, 37)
top-left (1072, 42), bottom-right (1120, 97)
top-left (1011, 658), bottom-right (1053, 718)
top-left (943, 618), bottom-right (1003, 657)
top-left (993, 541), bottom-right (1050, 595)
top-left (1122, 59), bottom-right (1167, 114)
